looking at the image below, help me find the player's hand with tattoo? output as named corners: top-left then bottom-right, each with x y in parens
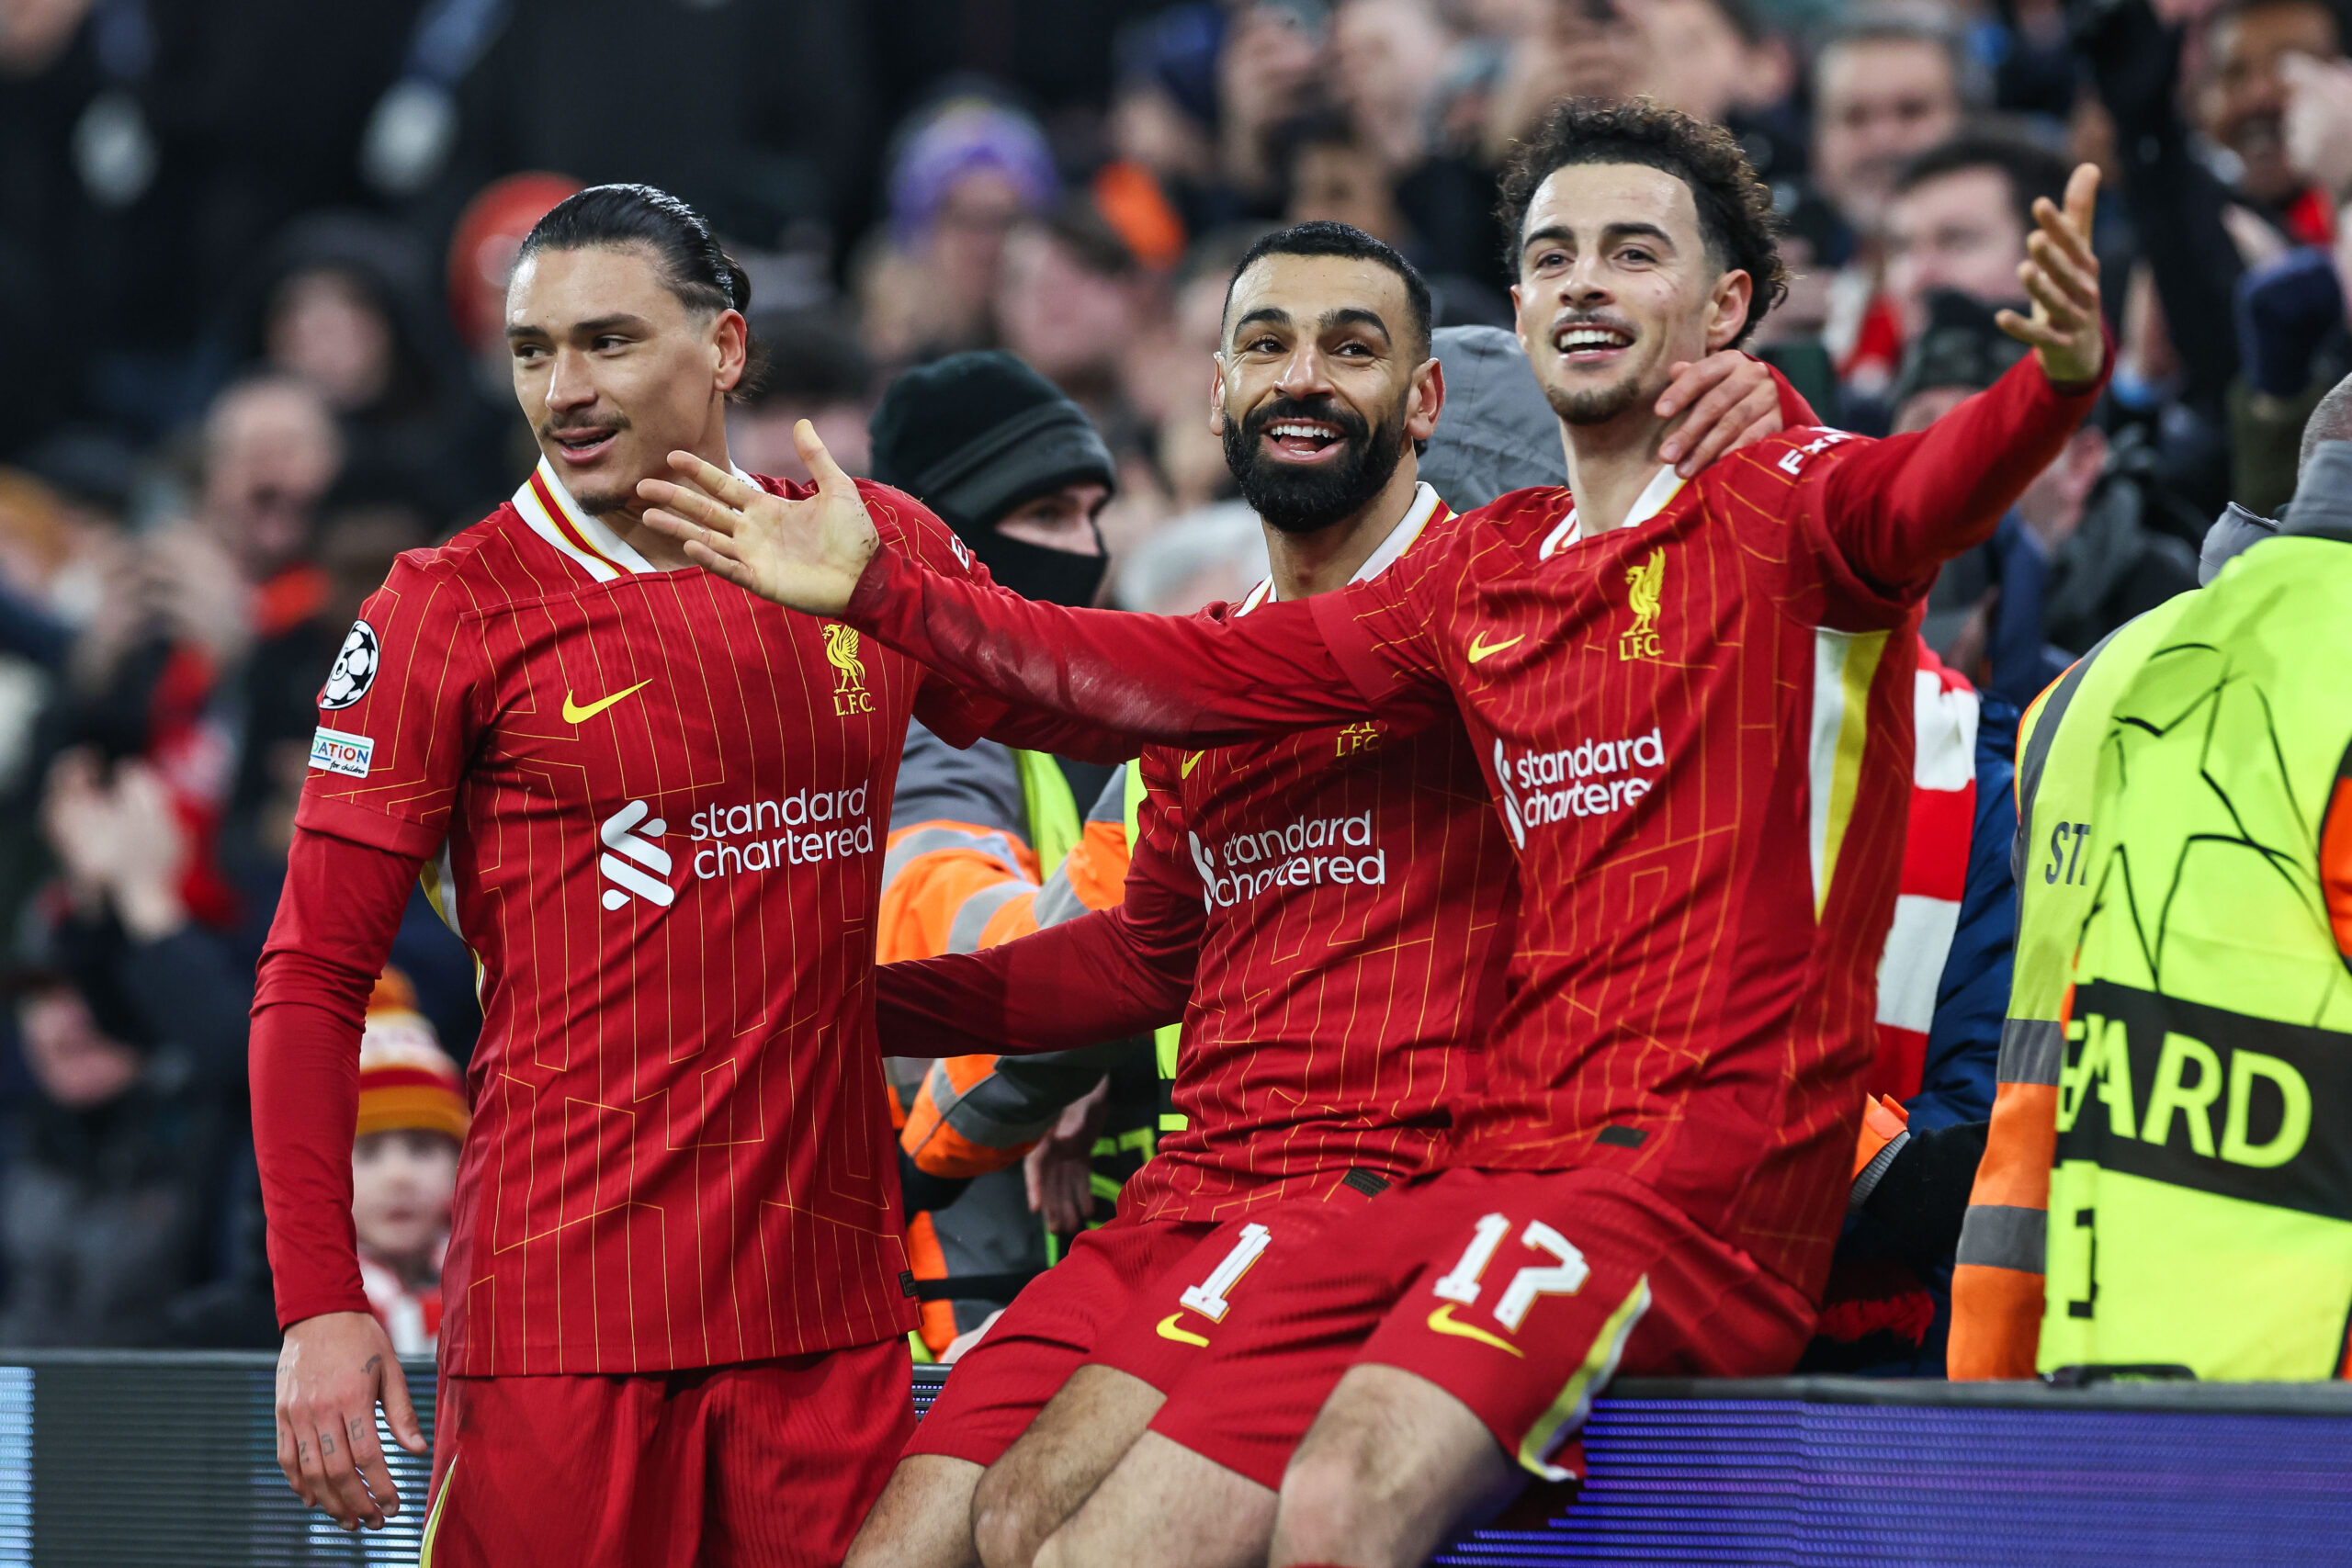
top-left (1655, 350), bottom-right (1798, 479)
top-left (640, 422), bottom-right (880, 616)
top-left (1999, 163), bottom-right (2106, 387)
top-left (276, 1310), bottom-right (425, 1530)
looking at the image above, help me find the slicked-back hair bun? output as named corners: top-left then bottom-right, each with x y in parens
top-left (517, 183), bottom-right (766, 392)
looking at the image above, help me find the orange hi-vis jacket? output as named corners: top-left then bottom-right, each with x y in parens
top-left (878, 728), bottom-right (1137, 1354)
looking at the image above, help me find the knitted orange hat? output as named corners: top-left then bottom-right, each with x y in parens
top-left (356, 970), bottom-right (469, 1144)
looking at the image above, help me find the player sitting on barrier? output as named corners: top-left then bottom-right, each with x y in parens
top-left (642, 97), bottom-right (2109, 1568)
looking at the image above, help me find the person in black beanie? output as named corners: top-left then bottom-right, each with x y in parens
top-left (868, 351), bottom-right (1118, 615)
top-left (865, 351), bottom-right (1158, 1370)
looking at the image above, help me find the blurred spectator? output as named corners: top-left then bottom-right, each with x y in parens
top-left (1811, 3), bottom-right (1973, 398)
top-left (998, 201), bottom-right (1154, 420)
top-left (1273, 107), bottom-right (1513, 321)
top-left (1, 751), bottom-right (249, 1347)
top-left (1283, 112), bottom-right (1410, 243)
top-left (191, 377), bottom-right (341, 596)
top-left (1333, 0), bottom-right (1454, 174)
top-left (2073, 0), bottom-right (2267, 516)
top-left (1216, 2), bottom-right (1329, 208)
top-left (1478, 0), bottom-right (1649, 169)
top-left (445, 173), bottom-right (585, 376)
top-left (38, 378), bottom-right (338, 935)
top-left (860, 93), bottom-right (1060, 364)
top-left (729, 310), bottom-right (880, 482)
top-left (1883, 133), bottom-right (2072, 342)
top-left (1812, 5), bottom-right (1973, 239)
top-left (1643, 0), bottom-right (1800, 152)
top-left (1106, 5), bottom-right (1236, 240)
top-left (2198, 0), bottom-right (2342, 223)
top-left (2226, 48), bottom-right (2352, 513)
top-left (1896, 291), bottom-right (2198, 694)
top-left (350, 974), bottom-right (465, 1356)
top-left (239, 213), bottom-right (503, 521)
top-left (1325, 0), bottom-right (1510, 297)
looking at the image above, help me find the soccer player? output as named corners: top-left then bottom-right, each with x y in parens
top-left (646, 99), bottom-right (2108, 1567)
top-left (840, 220), bottom-right (1805, 1568)
top-left (251, 184), bottom-right (1112, 1564)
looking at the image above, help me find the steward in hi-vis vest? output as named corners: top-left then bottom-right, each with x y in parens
top-left (2039, 440), bottom-right (2352, 1380)
top-left (864, 352), bottom-right (1153, 1354)
top-left (1949, 502), bottom-right (2284, 1379)
top-left (1945, 605), bottom-right (2187, 1376)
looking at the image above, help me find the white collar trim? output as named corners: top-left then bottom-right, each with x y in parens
top-left (1238, 481), bottom-right (1445, 615)
top-left (1538, 465), bottom-right (1686, 559)
top-left (511, 457), bottom-right (755, 581)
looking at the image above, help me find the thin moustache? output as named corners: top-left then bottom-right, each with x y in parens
top-left (1549, 312), bottom-right (1637, 342)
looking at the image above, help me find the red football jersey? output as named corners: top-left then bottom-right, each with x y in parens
top-left (295, 459), bottom-right (1032, 1375)
top-left (1118, 489), bottom-right (1517, 1222)
top-left (843, 356), bottom-right (2103, 1296)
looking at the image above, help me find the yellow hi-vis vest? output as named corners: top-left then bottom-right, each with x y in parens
top-left (1948, 600), bottom-right (2192, 1378)
top-left (1124, 760), bottom-right (1185, 1133)
top-left (1013, 748), bottom-right (1083, 874)
top-left (2040, 503), bottom-right (2352, 1380)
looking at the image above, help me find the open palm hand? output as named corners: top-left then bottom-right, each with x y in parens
top-left (638, 421), bottom-right (880, 615)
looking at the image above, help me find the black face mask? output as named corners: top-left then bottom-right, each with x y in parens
top-left (1223, 392), bottom-right (1409, 536)
top-left (964, 525), bottom-right (1110, 608)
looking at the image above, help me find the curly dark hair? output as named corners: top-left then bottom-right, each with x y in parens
top-left (1497, 98), bottom-right (1789, 345)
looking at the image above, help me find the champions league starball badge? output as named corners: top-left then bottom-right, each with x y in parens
top-left (321, 619), bottom-right (380, 709)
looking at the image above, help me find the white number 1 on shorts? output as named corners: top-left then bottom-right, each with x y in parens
top-left (1178, 1223), bottom-right (1272, 1323)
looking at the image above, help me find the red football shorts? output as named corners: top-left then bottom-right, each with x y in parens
top-left (419, 1338), bottom-right (911, 1568)
top-left (905, 1213), bottom-right (1219, 1468)
top-left (1085, 1190), bottom-right (1377, 1393)
top-left (1148, 1167), bottom-right (1815, 1490)
top-left (910, 1176), bottom-right (1396, 1468)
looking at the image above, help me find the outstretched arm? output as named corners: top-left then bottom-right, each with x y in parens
top-left (1817, 164), bottom-right (2111, 599)
top-left (643, 430), bottom-right (1409, 745)
top-left (646, 436), bottom-right (1443, 746)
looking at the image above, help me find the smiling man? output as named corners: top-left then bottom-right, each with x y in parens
top-left (248, 184), bottom-right (1114, 1567)
top-left (645, 98), bottom-right (2110, 1566)
top-left (847, 221), bottom-right (1801, 1568)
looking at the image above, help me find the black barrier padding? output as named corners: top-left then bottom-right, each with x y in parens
top-left (1, 1357), bottom-right (2350, 1563)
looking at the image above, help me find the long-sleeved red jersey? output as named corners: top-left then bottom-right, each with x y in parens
top-left (252, 459), bottom-right (1106, 1375)
top-left (844, 355), bottom-right (2104, 1298)
top-left (881, 486), bottom-right (1521, 1223)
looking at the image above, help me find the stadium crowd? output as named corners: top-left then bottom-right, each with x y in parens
top-left (0, 0), bottom-right (2347, 1500)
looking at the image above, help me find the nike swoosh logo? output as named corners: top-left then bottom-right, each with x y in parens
top-left (1180, 751), bottom-right (1204, 779)
top-left (1156, 1313), bottom-right (1210, 1348)
top-left (562, 678), bottom-right (655, 725)
top-left (1426, 1302), bottom-right (1523, 1357)
top-left (1466, 633), bottom-right (1523, 665)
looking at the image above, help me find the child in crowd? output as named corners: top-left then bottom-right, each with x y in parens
top-left (351, 973), bottom-right (467, 1355)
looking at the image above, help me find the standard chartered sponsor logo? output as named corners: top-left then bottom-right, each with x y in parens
top-left (689, 783), bottom-right (875, 879)
top-left (1190, 807), bottom-right (1385, 911)
top-left (599, 800), bottom-right (675, 910)
top-left (1493, 728), bottom-right (1665, 847)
